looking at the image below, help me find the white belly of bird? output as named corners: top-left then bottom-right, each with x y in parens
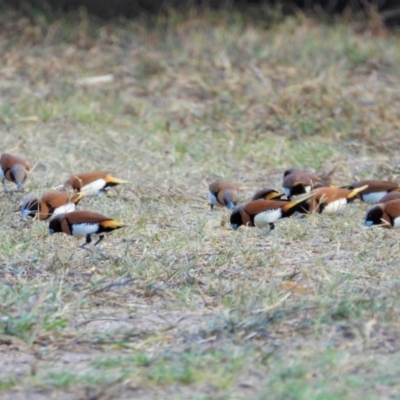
top-left (208, 192), bottom-right (218, 205)
top-left (254, 208), bottom-right (283, 229)
top-left (393, 217), bottom-right (400, 228)
top-left (305, 185), bottom-right (311, 193)
top-left (81, 179), bottom-right (107, 196)
top-left (322, 198), bottom-right (348, 214)
top-left (362, 191), bottom-right (388, 204)
top-left (71, 223), bottom-right (99, 238)
top-left (53, 203), bottom-right (76, 217)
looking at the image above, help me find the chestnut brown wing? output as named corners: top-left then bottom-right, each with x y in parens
top-left (64, 210), bottom-right (112, 224)
top-left (209, 181), bottom-right (238, 193)
top-left (382, 199), bottom-right (400, 219)
top-left (66, 171), bottom-right (107, 189)
top-left (350, 180), bottom-right (399, 194)
top-left (244, 199), bottom-right (288, 216)
top-left (41, 191), bottom-right (71, 208)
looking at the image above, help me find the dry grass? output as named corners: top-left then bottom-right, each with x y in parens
top-left (1, 6), bottom-right (400, 399)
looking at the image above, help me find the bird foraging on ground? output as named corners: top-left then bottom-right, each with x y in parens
top-left (20, 190), bottom-right (85, 220)
top-left (48, 210), bottom-right (126, 248)
top-left (364, 199), bottom-right (400, 229)
top-left (0, 153), bottom-right (30, 191)
top-left (64, 171), bottom-right (128, 196)
top-left (230, 192), bottom-right (314, 232)
top-left (251, 188), bottom-right (285, 201)
top-left (282, 168), bottom-right (332, 199)
top-left (208, 181), bottom-right (238, 211)
top-left (302, 185), bottom-right (368, 214)
top-left (348, 179), bottom-right (400, 204)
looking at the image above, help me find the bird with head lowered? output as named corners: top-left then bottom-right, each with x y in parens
top-left (0, 153), bottom-right (30, 191)
top-left (364, 199), bottom-right (400, 229)
top-left (230, 192), bottom-right (315, 233)
top-left (20, 190), bottom-right (85, 221)
top-left (208, 181), bottom-right (239, 212)
top-left (48, 210), bottom-right (126, 248)
top-left (282, 168), bottom-right (332, 199)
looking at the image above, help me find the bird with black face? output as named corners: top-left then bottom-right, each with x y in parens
top-left (230, 192), bottom-right (314, 233)
top-left (20, 191), bottom-right (85, 221)
top-left (364, 199), bottom-right (400, 229)
top-left (208, 181), bottom-right (238, 211)
top-left (48, 210), bottom-right (126, 248)
top-left (282, 168), bottom-right (332, 199)
top-left (0, 153), bottom-right (30, 191)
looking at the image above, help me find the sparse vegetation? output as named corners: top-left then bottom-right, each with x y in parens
top-left (1, 6), bottom-right (400, 399)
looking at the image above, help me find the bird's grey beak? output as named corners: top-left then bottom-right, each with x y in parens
top-left (283, 188), bottom-right (291, 198)
top-left (20, 209), bottom-right (30, 218)
top-left (48, 228), bottom-right (54, 235)
top-left (364, 220), bottom-right (373, 227)
top-left (231, 224), bottom-right (238, 231)
top-left (227, 202), bottom-right (235, 210)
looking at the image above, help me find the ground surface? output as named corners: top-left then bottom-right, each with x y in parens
top-left (1, 7), bottom-right (400, 399)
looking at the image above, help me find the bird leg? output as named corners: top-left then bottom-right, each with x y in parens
top-left (93, 235), bottom-right (105, 246)
top-left (79, 234), bottom-right (92, 249)
top-left (266, 223), bottom-right (275, 235)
